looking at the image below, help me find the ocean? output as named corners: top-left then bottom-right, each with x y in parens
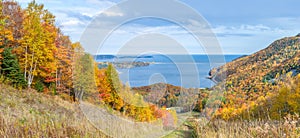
top-left (95, 55), bottom-right (242, 88)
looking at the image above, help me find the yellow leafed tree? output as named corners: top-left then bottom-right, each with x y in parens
top-left (15, 1), bottom-right (57, 88)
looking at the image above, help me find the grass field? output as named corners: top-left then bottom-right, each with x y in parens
top-left (0, 84), bottom-right (107, 138)
top-left (1, 83), bottom-right (300, 138)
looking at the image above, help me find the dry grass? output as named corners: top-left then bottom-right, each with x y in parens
top-left (0, 84), bottom-right (108, 138)
top-left (189, 115), bottom-right (300, 138)
top-left (2, 83), bottom-right (300, 138)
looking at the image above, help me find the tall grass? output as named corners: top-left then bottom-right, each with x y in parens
top-left (189, 115), bottom-right (300, 138)
top-left (0, 84), bottom-right (108, 138)
top-left (2, 82), bottom-right (300, 138)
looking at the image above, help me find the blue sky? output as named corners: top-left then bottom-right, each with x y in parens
top-left (18, 0), bottom-right (300, 55)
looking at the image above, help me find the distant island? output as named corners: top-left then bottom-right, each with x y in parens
top-left (95, 55), bottom-right (154, 69)
top-left (95, 55), bottom-right (154, 61)
top-left (98, 61), bottom-right (152, 69)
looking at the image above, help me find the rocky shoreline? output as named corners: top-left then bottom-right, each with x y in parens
top-left (206, 55), bottom-right (248, 84)
top-left (207, 67), bottom-right (229, 83)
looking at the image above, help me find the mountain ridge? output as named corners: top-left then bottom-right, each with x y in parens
top-left (209, 34), bottom-right (300, 83)
top-left (207, 34), bottom-right (300, 120)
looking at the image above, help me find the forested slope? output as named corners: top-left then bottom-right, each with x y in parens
top-left (208, 34), bottom-right (300, 120)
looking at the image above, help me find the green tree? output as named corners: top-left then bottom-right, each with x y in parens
top-left (105, 64), bottom-right (124, 110)
top-left (1, 48), bottom-right (26, 87)
top-left (106, 64), bottom-right (121, 93)
top-left (73, 52), bottom-right (97, 101)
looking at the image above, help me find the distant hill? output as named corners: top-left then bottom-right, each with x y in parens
top-left (208, 34), bottom-right (300, 119)
top-left (210, 34), bottom-right (300, 83)
top-left (132, 83), bottom-right (203, 112)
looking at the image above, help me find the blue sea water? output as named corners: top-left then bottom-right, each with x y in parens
top-left (96, 55), bottom-right (242, 88)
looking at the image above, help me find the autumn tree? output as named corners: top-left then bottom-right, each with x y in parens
top-left (2, 0), bottom-right (24, 41)
top-left (16, 1), bottom-right (57, 88)
top-left (104, 64), bottom-right (124, 110)
top-left (73, 52), bottom-right (97, 101)
top-left (54, 30), bottom-right (75, 95)
top-left (0, 1), bottom-right (25, 88)
top-left (0, 1), bottom-right (14, 68)
top-left (96, 65), bottom-right (113, 104)
top-left (269, 73), bottom-right (300, 119)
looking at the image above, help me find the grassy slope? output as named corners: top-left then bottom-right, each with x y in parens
top-left (0, 84), bottom-right (108, 138)
top-left (189, 117), bottom-right (300, 138)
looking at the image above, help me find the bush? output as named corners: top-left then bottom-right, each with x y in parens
top-left (34, 80), bottom-right (44, 92)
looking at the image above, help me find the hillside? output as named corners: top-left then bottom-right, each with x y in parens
top-left (208, 34), bottom-right (300, 119)
top-left (210, 34), bottom-right (300, 83)
top-left (0, 84), bottom-right (107, 137)
top-left (132, 83), bottom-right (208, 112)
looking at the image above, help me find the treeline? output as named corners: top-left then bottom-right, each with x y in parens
top-left (240, 73), bottom-right (300, 120)
top-left (95, 64), bottom-right (177, 124)
top-left (0, 0), bottom-right (82, 97)
top-left (213, 73), bottom-right (300, 120)
top-left (133, 83), bottom-right (203, 112)
top-left (0, 0), bottom-right (178, 125)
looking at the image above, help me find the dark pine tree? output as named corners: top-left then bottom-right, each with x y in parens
top-left (1, 48), bottom-right (26, 87)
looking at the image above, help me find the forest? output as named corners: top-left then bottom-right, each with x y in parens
top-left (0, 0), bottom-right (178, 131)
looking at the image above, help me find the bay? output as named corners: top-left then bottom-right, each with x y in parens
top-left (96, 55), bottom-right (243, 88)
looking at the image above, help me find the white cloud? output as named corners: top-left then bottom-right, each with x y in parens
top-left (18, 0), bottom-right (300, 54)
top-left (61, 18), bottom-right (85, 26)
top-left (102, 11), bottom-right (124, 17)
top-left (95, 24), bottom-right (206, 55)
top-left (40, 0), bottom-right (117, 41)
top-left (101, 23), bottom-right (297, 54)
top-left (210, 23), bottom-right (299, 54)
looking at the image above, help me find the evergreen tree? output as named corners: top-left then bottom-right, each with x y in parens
top-left (1, 48), bottom-right (26, 87)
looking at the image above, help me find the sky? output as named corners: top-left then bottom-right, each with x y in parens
top-left (18, 0), bottom-right (300, 55)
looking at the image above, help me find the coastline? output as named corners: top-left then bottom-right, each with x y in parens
top-left (96, 55), bottom-right (244, 88)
